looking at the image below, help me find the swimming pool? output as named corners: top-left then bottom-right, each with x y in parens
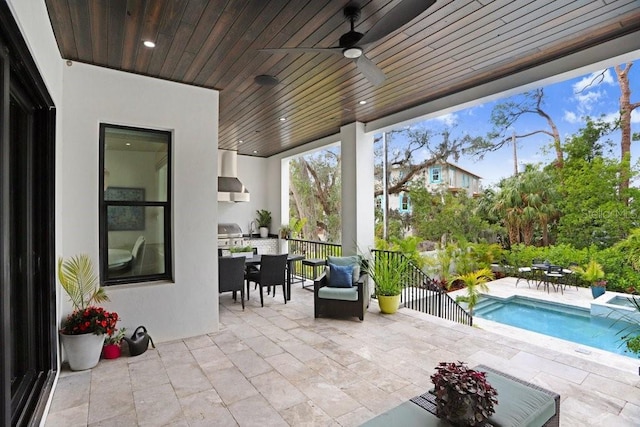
top-left (474, 295), bottom-right (640, 358)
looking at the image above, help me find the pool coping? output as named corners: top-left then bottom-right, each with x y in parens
top-left (592, 291), bottom-right (640, 323)
top-left (448, 277), bottom-right (640, 373)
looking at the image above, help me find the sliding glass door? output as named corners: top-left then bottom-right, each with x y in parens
top-left (0, 3), bottom-right (57, 426)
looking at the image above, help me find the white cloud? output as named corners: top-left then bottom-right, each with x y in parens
top-left (563, 110), bottom-right (580, 124)
top-left (575, 90), bottom-right (602, 109)
top-left (570, 70), bottom-right (614, 116)
top-left (433, 113), bottom-right (458, 126)
top-left (572, 69), bottom-right (614, 93)
top-left (604, 110), bottom-right (640, 124)
top-left (575, 91), bottom-right (603, 113)
top-left (575, 110), bottom-right (638, 126)
top-left (601, 111), bottom-right (619, 125)
top-left (465, 105), bottom-right (483, 117)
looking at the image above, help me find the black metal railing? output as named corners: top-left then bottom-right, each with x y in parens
top-left (287, 238), bottom-right (342, 281)
top-left (371, 249), bottom-right (473, 326)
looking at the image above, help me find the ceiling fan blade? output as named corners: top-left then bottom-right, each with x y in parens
top-left (355, 55), bottom-right (386, 86)
top-left (260, 47), bottom-right (343, 55)
top-left (359, 0), bottom-right (436, 46)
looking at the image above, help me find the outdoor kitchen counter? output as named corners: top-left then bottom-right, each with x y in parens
top-left (245, 235), bottom-right (278, 254)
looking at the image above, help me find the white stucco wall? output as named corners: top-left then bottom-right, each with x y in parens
top-left (6, 0), bottom-right (63, 102)
top-left (61, 62), bottom-right (219, 342)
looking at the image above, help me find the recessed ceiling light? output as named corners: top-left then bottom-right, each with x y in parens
top-left (279, 117), bottom-right (286, 121)
top-left (253, 150), bottom-right (258, 154)
top-left (125, 142), bottom-right (131, 146)
top-left (143, 40), bottom-right (156, 48)
top-left (238, 140), bottom-right (243, 144)
top-left (359, 100), bottom-right (367, 105)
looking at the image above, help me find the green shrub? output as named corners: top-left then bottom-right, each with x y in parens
top-left (499, 241), bottom-right (639, 294)
top-left (376, 236), bottom-right (425, 269)
top-left (471, 243), bottom-right (504, 268)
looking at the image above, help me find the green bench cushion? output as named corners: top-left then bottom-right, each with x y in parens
top-left (485, 370), bottom-right (556, 427)
top-left (318, 286), bottom-right (359, 301)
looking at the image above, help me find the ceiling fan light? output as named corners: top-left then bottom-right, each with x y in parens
top-left (343, 47), bottom-right (362, 59)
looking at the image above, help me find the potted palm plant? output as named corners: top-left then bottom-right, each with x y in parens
top-left (256, 209), bottom-right (272, 238)
top-left (366, 252), bottom-right (410, 314)
top-left (59, 254), bottom-right (116, 370)
top-left (279, 224), bottom-right (292, 239)
top-left (576, 259), bottom-right (606, 299)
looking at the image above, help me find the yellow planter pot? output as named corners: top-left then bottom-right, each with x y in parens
top-left (378, 294), bottom-right (400, 314)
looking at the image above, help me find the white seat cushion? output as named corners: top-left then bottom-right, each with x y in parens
top-left (318, 286), bottom-right (358, 302)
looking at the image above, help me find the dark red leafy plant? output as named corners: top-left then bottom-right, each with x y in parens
top-left (431, 361), bottom-right (498, 426)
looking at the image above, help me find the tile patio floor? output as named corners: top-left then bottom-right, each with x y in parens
top-left (45, 277), bottom-right (640, 426)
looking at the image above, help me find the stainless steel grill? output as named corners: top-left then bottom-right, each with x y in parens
top-left (217, 223), bottom-right (248, 248)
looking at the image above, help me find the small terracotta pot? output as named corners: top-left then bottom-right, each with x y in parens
top-left (102, 344), bottom-right (121, 359)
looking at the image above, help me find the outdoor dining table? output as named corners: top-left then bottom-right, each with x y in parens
top-left (531, 263), bottom-right (565, 292)
top-left (244, 253), bottom-right (305, 301)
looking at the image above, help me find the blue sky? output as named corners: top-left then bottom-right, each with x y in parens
top-left (384, 56), bottom-right (640, 187)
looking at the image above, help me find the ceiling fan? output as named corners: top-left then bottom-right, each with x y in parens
top-left (260, 0), bottom-right (437, 86)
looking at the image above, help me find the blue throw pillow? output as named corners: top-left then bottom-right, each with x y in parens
top-left (326, 256), bottom-right (361, 283)
top-left (328, 263), bottom-right (353, 288)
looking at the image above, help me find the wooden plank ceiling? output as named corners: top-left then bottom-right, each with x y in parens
top-left (45, 0), bottom-right (640, 157)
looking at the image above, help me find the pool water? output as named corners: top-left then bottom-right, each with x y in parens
top-left (474, 296), bottom-right (640, 358)
top-left (607, 295), bottom-right (640, 309)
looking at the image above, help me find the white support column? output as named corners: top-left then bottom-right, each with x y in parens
top-left (279, 157), bottom-right (290, 253)
top-left (340, 122), bottom-right (375, 256)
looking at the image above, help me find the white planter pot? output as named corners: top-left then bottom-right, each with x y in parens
top-left (60, 332), bottom-right (105, 371)
top-left (259, 227), bottom-right (269, 238)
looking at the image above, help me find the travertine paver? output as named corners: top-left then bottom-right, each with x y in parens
top-left (46, 278), bottom-right (640, 426)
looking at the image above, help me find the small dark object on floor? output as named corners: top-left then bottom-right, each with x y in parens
top-left (123, 325), bottom-right (155, 356)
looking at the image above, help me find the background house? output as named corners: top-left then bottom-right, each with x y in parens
top-left (378, 161), bottom-right (482, 215)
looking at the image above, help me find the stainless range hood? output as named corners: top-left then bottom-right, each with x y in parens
top-left (218, 149), bottom-right (250, 202)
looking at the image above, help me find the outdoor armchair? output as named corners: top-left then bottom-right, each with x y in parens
top-left (314, 256), bottom-right (369, 321)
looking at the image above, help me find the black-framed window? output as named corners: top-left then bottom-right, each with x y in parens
top-left (99, 124), bottom-right (172, 285)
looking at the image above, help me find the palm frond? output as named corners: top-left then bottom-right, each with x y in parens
top-left (58, 254), bottom-right (109, 310)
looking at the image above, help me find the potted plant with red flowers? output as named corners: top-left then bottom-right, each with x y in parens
top-left (59, 254), bottom-right (116, 370)
top-left (103, 327), bottom-right (126, 359)
top-left (431, 361), bottom-right (498, 426)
